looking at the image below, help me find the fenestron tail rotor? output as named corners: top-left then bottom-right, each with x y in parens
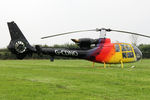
top-left (41, 28), bottom-right (150, 39)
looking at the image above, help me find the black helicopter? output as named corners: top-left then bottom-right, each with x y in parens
top-left (7, 21), bottom-right (150, 67)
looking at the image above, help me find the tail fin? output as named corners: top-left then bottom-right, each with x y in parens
top-left (7, 21), bottom-right (36, 59)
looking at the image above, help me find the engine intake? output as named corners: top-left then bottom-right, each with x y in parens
top-left (71, 38), bottom-right (99, 49)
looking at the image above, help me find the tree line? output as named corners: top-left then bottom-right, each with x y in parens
top-left (138, 44), bottom-right (150, 58)
top-left (0, 44), bottom-right (150, 59)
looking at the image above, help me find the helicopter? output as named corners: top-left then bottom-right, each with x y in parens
top-left (7, 21), bottom-right (150, 68)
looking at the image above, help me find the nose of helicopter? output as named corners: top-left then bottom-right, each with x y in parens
top-left (132, 45), bottom-right (142, 61)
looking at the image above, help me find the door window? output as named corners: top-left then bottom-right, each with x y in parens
top-left (127, 52), bottom-right (134, 58)
top-left (125, 45), bottom-right (132, 51)
top-left (115, 44), bottom-right (120, 52)
top-left (121, 44), bottom-right (127, 51)
top-left (121, 44), bottom-right (134, 58)
top-left (122, 53), bottom-right (127, 58)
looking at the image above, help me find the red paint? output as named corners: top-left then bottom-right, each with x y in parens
top-left (90, 38), bottom-right (115, 63)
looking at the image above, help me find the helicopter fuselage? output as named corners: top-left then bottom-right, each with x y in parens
top-left (37, 38), bottom-right (142, 64)
top-left (7, 21), bottom-right (142, 64)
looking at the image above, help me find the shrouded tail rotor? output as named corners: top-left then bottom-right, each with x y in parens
top-left (7, 21), bottom-right (36, 59)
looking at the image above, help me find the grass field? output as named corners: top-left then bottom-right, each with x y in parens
top-left (0, 59), bottom-right (150, 100)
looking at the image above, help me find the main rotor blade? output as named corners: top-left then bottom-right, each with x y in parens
top-left (110, 29), bottom-right (150, 38)
top-left (41, 29), bottom-right (97, 39)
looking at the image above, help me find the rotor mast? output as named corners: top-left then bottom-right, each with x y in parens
top-left (99, 28), bottom-right (107, 38)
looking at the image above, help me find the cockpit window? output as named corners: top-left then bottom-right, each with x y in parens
top-left (122, 53), bottom-right (127, 58)
top-left (127, 52), bottom-right (134, 58)
top-left (121, 44), bottom-right (127, 51)
top-left (125, 45), bottom-right (132, 51)
top-left (115, 44), bottom-right (120, 52)
top-left (121, 44), bottom-right (132, 51)
top-left (121, 44), bottom-right (134, 59)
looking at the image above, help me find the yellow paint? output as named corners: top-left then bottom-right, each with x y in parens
top-left (121, 60), bottom-right (124, 68)
top-left (107, 43), bottom-right (136, 64)
top-left (93, 62), bottom-right (95, 67)
top-left (104, 62), bottom-right (106, 68)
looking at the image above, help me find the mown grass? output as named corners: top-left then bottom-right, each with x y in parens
top-left (0, 59), bottom-right (150, 100)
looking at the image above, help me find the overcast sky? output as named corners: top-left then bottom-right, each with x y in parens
top-left (0, 0), bottom-right (150, 48)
